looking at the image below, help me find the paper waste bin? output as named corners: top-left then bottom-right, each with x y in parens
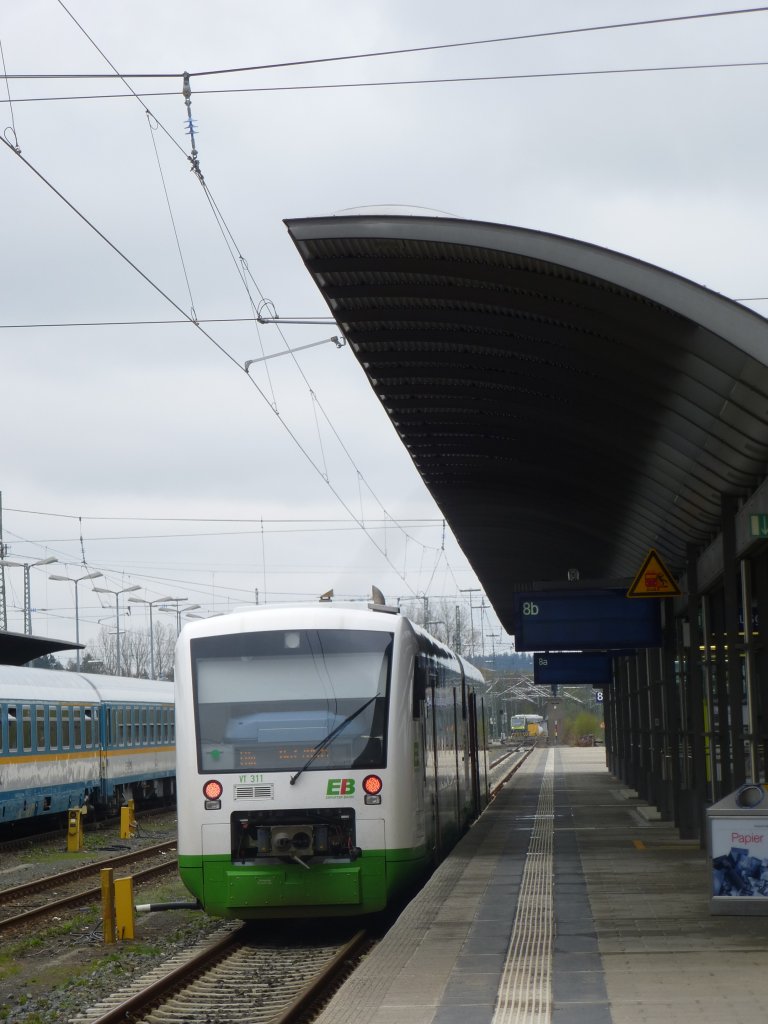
top-left (707, 783), bottom-right (768, 915)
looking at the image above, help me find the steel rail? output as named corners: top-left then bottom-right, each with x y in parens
top-left (0, 858), bottom-right (178, 934)
top-left (82, 927), bottom-right (368, 1024)
top-left (0, 839), bottom-right (177, 904)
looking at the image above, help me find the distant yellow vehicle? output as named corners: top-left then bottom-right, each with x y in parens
top-left (509, 714), bottom-right (546, 743)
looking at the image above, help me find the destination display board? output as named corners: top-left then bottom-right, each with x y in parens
top-left (533, 651), bottom-right (614, 686)
top-left (513, 589), bottom-right (662, 652)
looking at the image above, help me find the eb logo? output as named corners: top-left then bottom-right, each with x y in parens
top-left (326, 778), bottom-right (355, 796)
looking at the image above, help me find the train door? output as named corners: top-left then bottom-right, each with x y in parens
top-left (467, 691), bottom-right (481, 818)
top-left (415, 655), bottom-right (438, 862)
top-left (428, 663), bottom-right (441, 858)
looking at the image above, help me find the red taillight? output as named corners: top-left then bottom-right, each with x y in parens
top-left (203, 779), bottom-right (223, 800)
top-left (362, 774), bottom-right (382, 795)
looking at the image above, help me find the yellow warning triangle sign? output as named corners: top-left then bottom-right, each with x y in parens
top-left (627, 548), bottom-right (681, 598)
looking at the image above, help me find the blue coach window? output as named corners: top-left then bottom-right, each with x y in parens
top-left (61, 706), bottom-right (71, 750)
top-left (73, 706), bottom-right (83, 749)
top-left (22, 705), bottom-right (32, 752)
top-left (84, 707), bottom-right (93, 748)
top-left (49, 706), bottom-right (59, 750)
top-left (36, 706), bottom-right (46, 751)
top-left (7, 706), bottom-right (18, 753)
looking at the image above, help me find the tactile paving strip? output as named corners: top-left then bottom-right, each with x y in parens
top-left (493, 748), bottom-right (554, 1024)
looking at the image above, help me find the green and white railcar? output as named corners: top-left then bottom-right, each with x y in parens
top-left (175, 600), bottom-right (488, 919)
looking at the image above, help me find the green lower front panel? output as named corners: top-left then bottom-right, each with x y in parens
top-left (179, 847), bottom-right (428, 920)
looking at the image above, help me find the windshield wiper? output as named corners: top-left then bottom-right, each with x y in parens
top-left (289, 694), bottom-right (378, 786)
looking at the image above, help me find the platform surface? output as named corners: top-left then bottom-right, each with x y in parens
top-left (316, 746), bottom-right (768, 1024)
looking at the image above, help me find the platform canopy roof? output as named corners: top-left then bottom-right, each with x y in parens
top-left (0, 630), bottom-right (83, 666)
top-left (286, 215), bottom-right (768, 633)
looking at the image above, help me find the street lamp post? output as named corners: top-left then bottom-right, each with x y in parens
top-left (0, 556), bottom-right (58, 634)
top-left (92, 584), bottom-right (141, 675)
top-left (158, 597), bottom-right (200, 635)
top-left (459, 588), bottom-right (481, 659)
top-left (49, 571), bottom-right (103, 670)
top-left (128, 595), bottom-right (174, 679)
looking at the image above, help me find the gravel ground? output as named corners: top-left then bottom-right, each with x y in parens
top-left (0, 817), bottom-right (227, 1023)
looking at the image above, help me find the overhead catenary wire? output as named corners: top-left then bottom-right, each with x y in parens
top-left (0, 134), bottom-right (423, 597)
top-left (4, 6), bottom-right (768, 80)
top-left (168, 73), bottom-right (435, 558)
top-left (3, 516), bottom-right (485, 639)
top-left (4, 506), bottom-right (446, 525)
top-left (0, 316), bottom-right (337, 329)
top-left (3, 59), bottom-right (768, 104)
top-left (0, 38), bottom-right (20, 152)
top-left (145, 110), bottom-right (198, 321)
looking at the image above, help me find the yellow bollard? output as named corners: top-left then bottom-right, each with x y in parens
top-left (114, 876), bottom-right (135, 941)
top-left (66, 808), bottom-right (83, 852)
top-left (119, 799), bottom-right (136, 840)
top-left (101, 867), bottom-right (115, 945)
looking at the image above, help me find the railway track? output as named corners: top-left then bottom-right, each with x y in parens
top-left (0, 839), bottom-right (178, 934)
top-left (489, 742), bottom-right (532, 794)
top-left (71, 923), bottom-right (370, 1024)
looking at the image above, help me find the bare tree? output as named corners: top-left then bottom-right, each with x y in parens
top-left (399, 596), bottom-right (479, 655)
top-left (82, 623), bottom-right (176, 679)
top-left (120, 628), bottom-right (150, 678)
top-left (151, 622), bottom-right (177, 680)
top-left (90, 626), bottom-right (119, 675)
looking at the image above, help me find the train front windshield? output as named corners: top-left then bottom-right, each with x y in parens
top-left (191, 628), bottom-right (392, 774)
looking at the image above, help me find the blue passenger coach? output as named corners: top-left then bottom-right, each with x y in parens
top-left (0, 665), bottom-right (175, 823)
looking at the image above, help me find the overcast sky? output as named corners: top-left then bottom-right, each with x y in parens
top-left (2, 1), bottom-right (767, 654)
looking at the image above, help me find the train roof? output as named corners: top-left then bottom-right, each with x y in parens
top-left (180, 602), bottom-right (407, 639)
top-left (0, 665), bottom-right (173, 704)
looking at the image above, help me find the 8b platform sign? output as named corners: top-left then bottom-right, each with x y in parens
top-left (512, 590), bottom-right (662, 651)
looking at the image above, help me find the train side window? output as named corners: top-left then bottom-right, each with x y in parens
top-left (84, 707), bottom-right (93, 748)
top-left (92, 705), bottom-right (100, 746)
top-left (49, 706), bottom-right (59, 750)
top-left (7, 706), bottom-right (18, 753)
top-left (116, 707), bottom-right (124, 746)
top-left (169, 707), bottom-right (175, 743)
top-left (413, 659), bottom-right (427, 719)
top-left (142, 706), bottom-right (148, 744)
top-left (22, 705), bottom-right (32, 752)
top-left (61, 706), bottom-right (71, 749)
top-left (125, 706), bottom-right (133, 746)
top-left (73, 706), bottom-right (83, 749)
top-left (36, 706), bottom-right (47, 751)
top-left (150, 706), bottom-right (156, 743)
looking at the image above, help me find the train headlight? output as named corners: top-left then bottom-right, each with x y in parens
top-left (363, 774), bottom-right (382, 804)
top-left (203, 779), bottom-right (223, 808)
